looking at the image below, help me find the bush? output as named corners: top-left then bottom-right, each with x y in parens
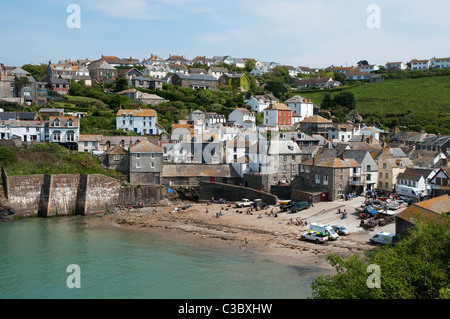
top-left (0, 147), bottom-right (18, 166)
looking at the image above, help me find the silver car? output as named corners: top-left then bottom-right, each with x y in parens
top-left (331, 225), bottom-right (350, 236)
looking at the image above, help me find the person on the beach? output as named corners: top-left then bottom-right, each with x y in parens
top-left (244, 237), bottom-right (248, 247)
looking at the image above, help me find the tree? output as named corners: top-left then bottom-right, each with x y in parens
top-left (357, 60), bottom-right (369, 67)
top-left (113, 78), bottom-right (129, 93)
top-left (265, 80), bottom-right (287, 99)
top-left (245, 60), bottom-right (256, 73)
top-left (22, 63), bottom-right (48, 81)
top-left (311, 215), bottom-right (450, 299)
top-left (333, 91), bottom-right (356, 110)
top-left (13, 76), bottom-right (30, 104)
top-left (321, 93), bottom-right (334, 109)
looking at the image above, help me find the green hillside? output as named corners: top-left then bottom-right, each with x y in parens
top-left (0, 144), bottom-right (122, 178)
top-left (291, 76), bottom-right (450, 134)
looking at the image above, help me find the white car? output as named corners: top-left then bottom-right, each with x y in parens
top-left (331, 225), bottom-right (350, 236)
top-left (370, 232), bottom-right (396, 245)
top-left (300, 232), bottom-right (328, 244)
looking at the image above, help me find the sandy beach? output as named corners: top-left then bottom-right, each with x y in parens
top-left (88, 195), bottom-right (404, 269)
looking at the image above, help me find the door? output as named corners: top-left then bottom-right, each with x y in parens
top-left (320, 192), bottom-right (329, 202)
top-left (210, 177), bottom-right (215, 183)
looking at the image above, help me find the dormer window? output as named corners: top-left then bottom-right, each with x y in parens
top-left (67, 119), bottom-right (73, 127)
top-left (54, 119), bottom-right (60, 127)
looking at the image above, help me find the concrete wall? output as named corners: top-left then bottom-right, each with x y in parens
top-left (3, 172), bottom-right (121, 217)
top-left (118, 186), bottom-right (166, 206)
top-left (199, 182), bottom-right (278, 205)
top-left (2, 170), bottom-right (169, 217)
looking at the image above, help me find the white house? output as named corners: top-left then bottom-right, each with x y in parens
top-left (208, 67), bottom-right (228, 79)
top-left (395, 168), bottom-right (436, 198)
top-left (116, 108), bottom-right (164, 135)
top-left (345, 72), bottom-right (378, 81)
top-left (411, 59), bottom-right (431, 70)
top-left (245, 94), bottom-right (279, 113)
top-left (385, 62), bottom-right (407, 70)
top-left (359, 65), bottom-right (379, 73)
top-left (432, 57), bottom-right (450, 69)
top-left (327, 124), bottom-right (356, 143)
top-left (429, 168), bottom-right (450, 197)
top-left (357, 125), bottom-right (381, 141)
top-left (228, 108), bottom-right (256, 128)
top-left (48, 116), bottom-right (79, 145)
top-left (284, 95), bottom-right (315, 122)
top-left (296, 66), bottom-right (313, 74)
top-left (232, 58), bottom-right (246, 69)
top-left (142, 65), bottom-right (169, 79)
top-left (0, 120), bottom-right (46, 142)
top-left (249, 67), bottom-right (269, 77)
top-left (282, 65), bottom-right (298, 77)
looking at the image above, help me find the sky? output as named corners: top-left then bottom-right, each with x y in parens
top-left (1, 0), bottom-right (450, 68)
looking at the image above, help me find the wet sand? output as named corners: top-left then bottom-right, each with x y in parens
top-left (87, 197), bottom-right (390, 270)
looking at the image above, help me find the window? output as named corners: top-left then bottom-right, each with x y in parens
top-left (323, 175), bottom-right (329, 185)
top-left (53, 131), bottom-right (61, 142)
top-left (136, 154), bottom-right (141, 159)
top-left (385, 173), bottom-right (389, 179)
top-left (315, 174), bottom-right (320, 184)
top-left (150, 153), bottom-right (155, 159)
top-left (151, 162), bottom-right (155, 168)
top-left (67, 131), bottom-right (75, 142)
top-left (136, 162), bottom-right (141, 169)
top-left (67, 120), bottom-right (73, 127)
top-left (54, 119), bottom-right (60, 127)
top-left (379, 172), bottom-right (382, 178)
top-left (383, 163), bottom-right (386, 169)
top-left (113, 155), bottom-right (120, 161)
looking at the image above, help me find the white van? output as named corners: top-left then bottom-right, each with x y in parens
top-left (309, 222), bottom-right (339, 241)
top-left (370, 232), bottom-right (396, 245)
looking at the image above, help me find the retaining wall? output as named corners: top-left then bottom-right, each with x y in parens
top-left (199, 182), bottom-right (278, 205)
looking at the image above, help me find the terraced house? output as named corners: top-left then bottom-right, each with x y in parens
top-left (48, 116), bottom-right (79, 150)
top-left (129, 139), bottom-right (163, 185)
top-left (116, 108), bottom-right (165, 135)
top-left (295, 154), bottom-right (361, 202)
top-left (219, 73), bottom-right (249, 92)
top-left (171, 73), bottom-right (218, 91)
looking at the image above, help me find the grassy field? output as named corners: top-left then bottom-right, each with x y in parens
top-left (1, 144), bottom-right (122, 178)
top-left (290, 76), bottom-right (450, 132)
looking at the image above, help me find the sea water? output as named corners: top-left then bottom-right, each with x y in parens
top-left (0, 217), bottom-right (330, 299)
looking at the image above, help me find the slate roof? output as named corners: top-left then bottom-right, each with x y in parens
top-left (175, 73), bottom-right (217, 81)
top-left (129, 140), bottom-right (162, 153)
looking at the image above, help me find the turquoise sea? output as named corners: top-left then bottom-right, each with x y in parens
top-left (0, 216), bottom-right (331, 299)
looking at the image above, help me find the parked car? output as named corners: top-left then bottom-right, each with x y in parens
top-left (300, 232), bottom-right (328, 244)
top-left (279, 201), bottom-right (296, 212)
top-left (370, 232), bottom-right (396, 245)
top-left (289, 201), bottom-right (311, 213)
top-left (253, 199), bottom-right (268, 211)
top-left (235, 199), bottom-right (253, 208)
top-left (331, 225), bottom-right (350, 236)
